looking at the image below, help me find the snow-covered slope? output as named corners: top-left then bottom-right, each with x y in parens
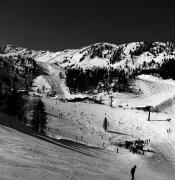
top-left (2, 41), bottom-right (175, 105)
top-left (2, 96), bottom-right (175, 180)
top-left (1, 41), bottom-right (175, 70)
top-left (0, 44), bottom-right (62, 62)
top-left (110, 75), bottom-right (175, 108)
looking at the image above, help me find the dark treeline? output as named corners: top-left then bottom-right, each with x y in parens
top-left (0, 55), bottom-right (43, 91)
top-left (159, 58), bottom-right (175, 79)
top-left (65, 57), bottom-right (175, 94)
top-left (31, 98), bottom-right (47, 134)
top-left (80, 43), bottom-right (124, 64)
top-left (0, 82), bottom-right (27, 123)
top-left (0, 55), bottom-right (36, 120)
top-left (0, 55), bottom-right (48, 134)
top-left (65, 67), bottom-right (131, 94)
top-left (134, 58), bottom-right (175, 80)
top-left (0, 85), bottom-right (47, 134)
top-left (130, 41), bottom-right (175, 58)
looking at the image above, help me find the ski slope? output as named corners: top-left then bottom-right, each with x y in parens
top-left (112, 75), bottom-right (175, 108)
top-left (2, 94), bottom-right (175, 180)
top-left (41, 94), bottom-right (175, 180)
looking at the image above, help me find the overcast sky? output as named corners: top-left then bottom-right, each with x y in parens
top-left (0, 0), bottom-right (174, 51)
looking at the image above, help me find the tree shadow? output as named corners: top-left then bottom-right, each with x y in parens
top-left (0, 113), bottom-right (104, 159)
top-left (149, 119), bottom-right (171, 122)
top-left (144, 149), bottom-right (156, 153)
top-left (107, 130), bottom-right (131, 136)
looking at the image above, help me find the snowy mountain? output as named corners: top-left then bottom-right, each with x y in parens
top-left (1, 41), bottom-right (175, 73)
top-left (1, 41), bottom-right (175, 101)
top-left (0, 44), bottom-right (61, 62)
top-left (51, 41), bottom-right (175, 72)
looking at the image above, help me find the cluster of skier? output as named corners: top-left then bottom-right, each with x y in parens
top-left (167, 128), bottom-right (172, 134)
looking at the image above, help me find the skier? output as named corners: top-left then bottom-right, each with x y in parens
top-left (131, 165), bottom-right (137, 180)
top-left (116, 147), bottom-right (119, 153)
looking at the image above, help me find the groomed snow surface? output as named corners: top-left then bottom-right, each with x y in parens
top-left (111, 75), bottom-right (175, 108)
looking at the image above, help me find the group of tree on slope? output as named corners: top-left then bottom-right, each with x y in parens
top-left (0, 55), bottom-right (48, 134)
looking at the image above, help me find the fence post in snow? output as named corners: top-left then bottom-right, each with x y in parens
top-left (148, 107), bottom-right (151, 121)
top-left (109, 95), bottom-right (113, 107)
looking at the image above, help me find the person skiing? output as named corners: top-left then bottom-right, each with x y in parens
top-left (131, 165), bottom-right (137, 180)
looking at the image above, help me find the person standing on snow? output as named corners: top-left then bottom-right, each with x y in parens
top-left (116, 147), bottom-right (119, 153)
top-left (131, 165), bottom-right (137, 180)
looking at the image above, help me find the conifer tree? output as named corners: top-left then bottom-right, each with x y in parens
top-left (32, 99), bottom-right (47, 134)
top-left (103, 117), bottom-right (108, 132)
top-left (0, 81), bottom-right (2, 110)
top-left (7, 86), bottom-right (18, 115)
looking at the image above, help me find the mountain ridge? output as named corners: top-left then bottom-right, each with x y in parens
top-left (1, 41), bottom-right (175, 76)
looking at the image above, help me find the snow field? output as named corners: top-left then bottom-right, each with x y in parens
top-left (111, 75), bottom-right (175, 108)
top-left (41, 95), bottom-right (175, 179)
